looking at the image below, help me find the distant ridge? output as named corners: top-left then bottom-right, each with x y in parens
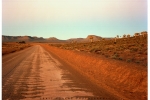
top-left (2, 35), bottom-right (44, 42)
top-left (2, 35), bottom-right (111, 42)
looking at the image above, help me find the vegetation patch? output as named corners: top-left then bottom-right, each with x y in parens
top-left (49, 35), bottom-right (147, 66)
top-left (2, 42), bottom-right (32, 55)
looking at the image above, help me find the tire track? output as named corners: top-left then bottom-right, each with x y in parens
top-left (3, 45), bottom-right (117, 100)
top-left (2, 46), bottom-right (37, 78)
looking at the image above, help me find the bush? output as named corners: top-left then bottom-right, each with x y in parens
top-left (19, 41), bottom-right (26, 44)
top-left (126, 59), bottom-right (132, 62)
top-left (117, 57), bottom-right (123, 60)
top-left (130, 47), bottom-right (138, 52)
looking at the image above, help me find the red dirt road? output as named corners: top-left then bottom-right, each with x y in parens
top-left (2, 45), bottom-right (118, 100)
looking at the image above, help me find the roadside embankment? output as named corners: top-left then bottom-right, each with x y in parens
top-left (40, 44), bottom-right (147, 100)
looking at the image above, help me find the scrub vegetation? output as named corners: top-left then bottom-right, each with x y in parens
top-left (49, 33), bottom-right (147, 67)
top-left (2, 42), bottom-right (32, 55)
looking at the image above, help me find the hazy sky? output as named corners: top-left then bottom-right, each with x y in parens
top-left (2, 0), bottom-right (147, 39)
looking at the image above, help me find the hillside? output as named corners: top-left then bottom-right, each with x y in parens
top-left (86, 35), bottom-right (102, 41)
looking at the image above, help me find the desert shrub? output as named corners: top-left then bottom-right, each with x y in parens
top-left (143, 51), bottom-right (147, 55)
top-left (19, 41), bottom-right (26, 44)
top-left (118, 57), bottom-right (123, 60)
top-left (110, 53), bottom-right (119, 59)
top-left (140, 43), bottom-right (144, 47)
top-left (130, 47), bottom-right (138, 52)
top-left (90, 48), bottom-right (99, 52)
top-left (89, 46), bottom-right (100, 52)
top-left (126, 59), bottom-right (132, 62)
top-left (110, 55), bottom-right (117, 59)
top-left (138, 51), bottom-right (143, 54)
top-left (105, 46), bottom-right (114, 51)
top-left (105, 54), bottom-right (109, 58)
top-left (142, 63), bottom-right (147, 67)
top-left (135, 61), bottom-right (140, 64)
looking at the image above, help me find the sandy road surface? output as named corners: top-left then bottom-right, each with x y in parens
top-left (2, 45), bottom-right (117, 100)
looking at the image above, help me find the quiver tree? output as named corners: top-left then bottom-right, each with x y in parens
top-left (116, 35), bottom-right (119, 38)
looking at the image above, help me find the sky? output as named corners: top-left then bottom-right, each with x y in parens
top-left (2, 0), bottom-right (147, 40)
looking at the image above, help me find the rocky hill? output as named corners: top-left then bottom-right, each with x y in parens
top-left (46, 37), bottom-right (66, 43)
top-left (66, 35), bottom-right (103, 43)
top-left (67, 38), bottom-right (85, 42)
top-left (85, 35), bottom-right (102, 41)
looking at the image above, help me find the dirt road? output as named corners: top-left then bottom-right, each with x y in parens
top-left (2, 45), bottom-right (118, 100)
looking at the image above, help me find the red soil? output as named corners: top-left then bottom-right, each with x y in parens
top-left (40, 44), bottom-right (147, 100)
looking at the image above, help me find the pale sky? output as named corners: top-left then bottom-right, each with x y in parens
top-left (2, 0), bottom-right (147, 39)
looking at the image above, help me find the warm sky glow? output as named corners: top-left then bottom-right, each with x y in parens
top-left (2, 0), bottom-right (147, 39)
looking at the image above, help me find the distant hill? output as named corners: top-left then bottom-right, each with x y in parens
top-left (2, 35), bottom-right (66, 43)
top-left (85, 35), bottom-right (102, 42)
top-left (2, 35), bottom-right (110, 43)
top-left (67, 38), bottom-right (85, 42)
top-left (46, 37), bottom-right (66, 43)
top-left (66, 35), bottom-right (103, 43)
top-left (2, 35), bottom-right (45, 42)
top-left (47, 37), bottom-right (58, 41)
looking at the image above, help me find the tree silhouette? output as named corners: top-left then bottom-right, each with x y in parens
top-left (117, 35), bottom-right (119, 38)
top-left (123, 34), bottom-right (126, 38)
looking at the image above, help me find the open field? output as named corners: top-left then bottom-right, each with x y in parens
top-left (50, 35), bottom-right (147, 67)
top-left (2, 42), bottom-right (32, 55)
